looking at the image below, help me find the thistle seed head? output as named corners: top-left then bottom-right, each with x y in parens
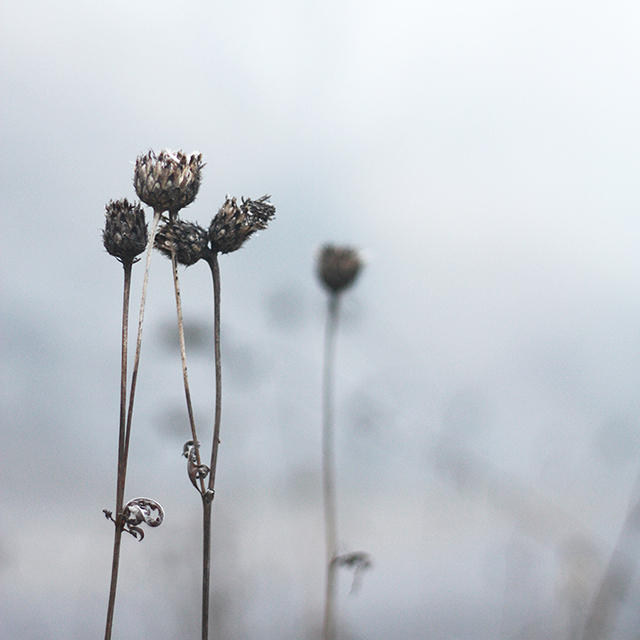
top-left (102, 198), bottom-right (148, 264)
top-left (155, 218), bottom-right (211, 266)
top-left (317, 244), bottom-right (363, 293)
top-left (133, 149), bottom-right (203, 216)
top-left (209, 195), bottom-right (275, 254)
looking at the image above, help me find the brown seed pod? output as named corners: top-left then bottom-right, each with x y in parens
top-left (102, 198), bottom-right (148, 264)
top-left (317, 244), bottom-right (363, 293)
top-left (209, 195), bottom-right (275, 254)
top-left (134, 149), bottom-right (203, 216)
top-left (155, 218), bottom-right (211, 266)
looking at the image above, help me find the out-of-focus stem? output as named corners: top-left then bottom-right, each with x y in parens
top-left (581, 468), bottom-right (640, 640)
top-left (322, 293), bottom-right (340, 640)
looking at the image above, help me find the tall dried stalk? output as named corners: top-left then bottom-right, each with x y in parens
top-left (316, 244), bottom-right (365, 640)
top-left (103, 160), bottom-right (273, 640)
top-left (103, 260), bottom-right (132, 640)
top-left (196, 196), bottom-right (274, 639)
top-left (206, 253), bottom-right (223, 500)
top-left (168, 248), bottom-right (219, 640)
top-left (104, 209), bottom-right (163, 640)
top-left (103, 150), bottom-right (203, 639)
top-left (322, 293), bottom-right (340, 640)
top-left (170, 249), bottom-right (207, 495)
top-left (201, 252), bottom-right (223, 640)
top-left (161, 193), bottom-right (273, 640)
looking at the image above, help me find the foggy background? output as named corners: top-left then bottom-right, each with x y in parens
top-left (3, 0), bottom-right (640, 638)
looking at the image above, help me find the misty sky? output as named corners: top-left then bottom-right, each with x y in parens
top-left (3, 1), bottom-right (640, 639)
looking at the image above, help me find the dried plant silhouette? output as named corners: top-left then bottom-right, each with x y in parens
top-left (316, 245), bottom-right (371, 640)
top-left (102, 197), bottom-right (166, 640)
top-left (102, 149), bottom-right (274, 640)
top-left (156, 195), bottom-right (275, 640)
top-left (102, 150), bottom-right (204, 640)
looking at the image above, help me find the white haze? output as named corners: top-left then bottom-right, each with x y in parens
top-left (2, 0), bottom-right (640, 638)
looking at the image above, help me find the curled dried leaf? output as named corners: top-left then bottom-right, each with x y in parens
top-left (332, 551), bottom-right (373, 594)
top-left (182, 440), bottom-right (210, 493)
top-left (122, 497), bottom-right (165, 541)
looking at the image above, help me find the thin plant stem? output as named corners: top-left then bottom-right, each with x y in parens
top-left (170, 248), bottom-right (206, 495)
top-left (200, 252), bottom-right (222, 640)
top-left (172, 249), bottom-right (212, 640)
top-left (122, 209), bottom-right (162, 470)
top-left (105, 209), bottom-right (162, 640)
top-left (322, 293), bottom-right (340, 640)
top-left (104, 260), bottom-right (132, 640)
top-left (206, 253), bottom-right (223, 490)
top-left (201, 498), bottom-right (212, 640)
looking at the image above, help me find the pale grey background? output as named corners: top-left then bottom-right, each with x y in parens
top-left (3, 1), bottom-right (640, 638)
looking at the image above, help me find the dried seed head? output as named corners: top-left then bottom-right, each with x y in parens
top-left (102, 198), bottom-right (148, 264)
top-left (317, 244), bottom-right (363, 293)
top-left (133, 149), bottom-right (203, 215)
top-left (209, 195), bottom-right (275, 254)
top-left (155, 218), bottom-right (211, 266)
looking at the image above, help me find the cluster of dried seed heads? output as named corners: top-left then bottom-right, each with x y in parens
top-left (104, 149), bottom-right (276, 267)
top-left (153, 194), bottom-right (275, 266)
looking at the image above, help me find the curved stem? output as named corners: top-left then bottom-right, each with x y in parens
top-left (122, 209), bottom-right (162, 471)
top-left (171, 248), bottom-right (206, 495)
top-left (104, 260), bottom-right (132, 640)
top-left (200, 252), bottom-right (222, 640)
top-left (322, 293), bottom-right (340, 640)
top-left (207, 253), bottom-right (222, 490)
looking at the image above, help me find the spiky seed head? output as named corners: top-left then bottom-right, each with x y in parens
top-left (209, 195), bottom-right (275, 254)
top-left (317, 244), bottom-right (363, 293)
top-left (103, 198), bottom-right (148, 264)
top-left (133, 149), bottom-right (203, 216)
top-left (155, 219), bottom-right (211, 266)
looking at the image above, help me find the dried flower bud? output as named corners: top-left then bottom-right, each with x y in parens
top-left (317, 244), bottom-right (363, 293)
top-left (133, 149), bottom-right (203, 215)
top-left (155, 218), bottom-right (211, 266)
top-left (209, 195), bottom-right (275, 254)
top-left (102, 198), bottom-right (148, 264)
